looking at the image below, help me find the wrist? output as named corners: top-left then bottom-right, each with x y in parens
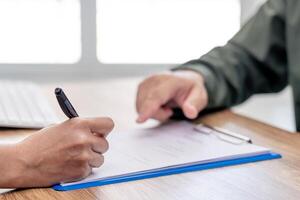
top-left (172, 69), bottom-right (205, 84)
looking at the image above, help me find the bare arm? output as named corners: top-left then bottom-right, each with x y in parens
top-left (0, 117), bottom-right (114, 188)
top-left (0, 145), bottom-right (24, 187)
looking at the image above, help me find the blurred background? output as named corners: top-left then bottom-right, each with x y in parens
top-left (0, 0), bottom-right (294, 131)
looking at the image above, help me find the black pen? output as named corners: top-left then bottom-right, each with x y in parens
top-left (55, 88), bottom-right (79, 118)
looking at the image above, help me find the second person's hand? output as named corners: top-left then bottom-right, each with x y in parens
top-left (136, 70), bottom-right (208, 123)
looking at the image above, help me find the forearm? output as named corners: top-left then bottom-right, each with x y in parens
top-left (174, 42), bottom-right (285, 108)
top-left (0, 145), bottom-right (25, 188)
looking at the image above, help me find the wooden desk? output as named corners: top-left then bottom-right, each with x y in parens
top-left (1, 78), bottom-right (300, 200)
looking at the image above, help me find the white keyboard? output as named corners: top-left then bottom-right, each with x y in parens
top-left (0, 80), bottom-right (59, 128)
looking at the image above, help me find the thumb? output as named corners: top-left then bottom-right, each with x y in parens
top-left (182, 86), bottom-right (207, 119)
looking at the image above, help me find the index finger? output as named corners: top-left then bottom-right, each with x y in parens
top-left (85, 117), bottom-right (114, 137)
top-left (136, 99), bottom-right (161, 123)
top-left (136, 85), bottom-right (178, 123)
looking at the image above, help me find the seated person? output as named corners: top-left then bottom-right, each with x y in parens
top-left (136, 0), bottom-right (300, 131)
top-left (0, 117), bottom-right (114, 188)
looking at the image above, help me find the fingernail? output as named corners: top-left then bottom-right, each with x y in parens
top-left (185, 104), bottom-right (198, 119)
top-left (190, 108), bottom-right (198, 118)
top-left (136, 116), bottom-right (145, 123)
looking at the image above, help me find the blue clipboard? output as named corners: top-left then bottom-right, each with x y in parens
top-left (53, 152), bottom-right (281, 191)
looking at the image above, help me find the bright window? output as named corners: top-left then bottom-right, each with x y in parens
top-left (97, 0), bottom-right (240, 64)
top-left (0, 0), bottom-right (81, 63)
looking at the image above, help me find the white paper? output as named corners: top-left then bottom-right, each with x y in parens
top-left (62, 121), bottom-right (269, 186)
top-left (0, 189), bottom-right (14, 194)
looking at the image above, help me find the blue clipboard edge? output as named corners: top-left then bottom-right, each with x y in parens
top-left (53, 152), bottom-right (281, 191)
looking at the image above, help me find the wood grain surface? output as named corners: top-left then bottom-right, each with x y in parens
top-left (1, 78), bottom-right (300, 200)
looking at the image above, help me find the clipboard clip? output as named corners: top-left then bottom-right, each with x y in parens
top-left (194, 124), bottom-right (252, 145)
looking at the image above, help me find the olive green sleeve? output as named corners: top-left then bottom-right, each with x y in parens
top-left (173, 0), bottom-right (288, 110)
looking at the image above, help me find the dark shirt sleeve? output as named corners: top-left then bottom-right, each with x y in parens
top-left (173, 0), bottom-right (288, 110)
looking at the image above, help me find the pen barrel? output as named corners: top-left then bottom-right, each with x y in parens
top-left (55, 88), bottom-right (79, 118)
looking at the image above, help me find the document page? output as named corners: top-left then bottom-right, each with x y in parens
top-left (62, 121), bottom-right (270, 186)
